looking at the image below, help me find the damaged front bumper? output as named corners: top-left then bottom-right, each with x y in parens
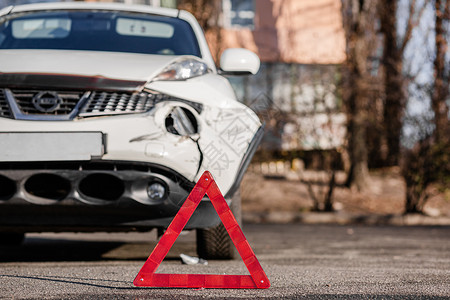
top-left (0, 161), bottom-right (217, 231)
top-left (0, 124), bottom-right (264, 232)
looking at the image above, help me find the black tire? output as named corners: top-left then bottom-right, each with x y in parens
top-left (0, 233), bottom-right (25, 246)
top-left (196, 190), bottom-right (242, 259)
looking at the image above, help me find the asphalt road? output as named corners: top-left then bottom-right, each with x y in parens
top-left (0, 224), bottom-right (449, 299)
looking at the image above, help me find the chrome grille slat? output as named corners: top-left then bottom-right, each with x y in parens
top-left (0, 89), bottom-right (13, 118)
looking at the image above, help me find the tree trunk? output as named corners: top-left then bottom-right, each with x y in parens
top-left (402, 139), bottom-right (432, 214)
top-left (346, 78), bottom-right (370, 190)
top-left (379, 0), bottom-right (405, 166)
top-left (341, 0), bottom-right (377, 191)
top-left (405, 183), bottom-right (424, 213)
top-left (324, 171), bottom-right (336, 212)
top-left (432, 0), bottom-right (450, 144)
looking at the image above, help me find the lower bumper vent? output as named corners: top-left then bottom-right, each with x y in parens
top-left (24, 173), bottom-right (71, 201)
top-left (79, 173), bottom-right (125, 201)
top-left (0, 175), bottom-right (16, 200)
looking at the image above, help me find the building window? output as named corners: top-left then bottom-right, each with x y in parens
top-left (223, 0), bottom-right (254, 29)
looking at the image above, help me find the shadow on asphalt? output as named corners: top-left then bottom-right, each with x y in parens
top-left (0, 273), bottom-right (134, 290)
top-left (0, 237), bottom-right (195, 262)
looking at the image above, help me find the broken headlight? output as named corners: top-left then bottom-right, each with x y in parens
top-left (165, 106), bottom-right (198, 136)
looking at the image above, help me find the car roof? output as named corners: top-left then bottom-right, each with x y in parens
top-left (1, 2), bottom-right (180, 18)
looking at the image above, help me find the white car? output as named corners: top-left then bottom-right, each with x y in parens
top-left (0, 2), bottom-right (262, 258)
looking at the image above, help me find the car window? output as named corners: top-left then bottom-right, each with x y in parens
top-left (0, 10), bottom-right (201, 57)
top-left (12, 18), bottom-right (71, 38)
top-left (116, 18), bottom-right (174, 38)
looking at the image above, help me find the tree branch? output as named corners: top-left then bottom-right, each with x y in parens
top-left (401, 0), bottom-right (429, 52)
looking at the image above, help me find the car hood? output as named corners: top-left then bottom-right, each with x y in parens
top-left (0, 49), bottom-right (180, 83)
top-left (0, 49), bottom-right (242, 109)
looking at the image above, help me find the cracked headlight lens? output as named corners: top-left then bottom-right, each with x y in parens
top-left (153, 58), bottom-right (210, 81)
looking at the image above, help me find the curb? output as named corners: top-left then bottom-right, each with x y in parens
top-left (243, 211), bottom-right (450, 226)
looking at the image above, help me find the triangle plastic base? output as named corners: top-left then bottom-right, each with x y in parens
top-left (133, 171), bottom-right (270, 289)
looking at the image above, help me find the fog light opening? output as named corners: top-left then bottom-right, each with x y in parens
top-left (147, 181), bottom-right (167, 202)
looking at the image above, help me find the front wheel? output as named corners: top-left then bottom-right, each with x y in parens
top-left (196, 190), bottom-right (241, 259)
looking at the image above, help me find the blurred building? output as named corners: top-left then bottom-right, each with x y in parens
top-left (219, 0), bottom-right (345, 64)
top-left (215, 0), bottom-right (346, 152)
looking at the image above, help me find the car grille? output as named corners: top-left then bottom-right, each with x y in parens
top-left (78, 91), bottom-right (158, 117)
top-left (0, 89), bottom-right (163, 120)
top-left (11, 89), bottom-right (84, 116)
top-left (0, 89), bottom-right (12, 118)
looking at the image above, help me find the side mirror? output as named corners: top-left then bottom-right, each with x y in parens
top-left (219, 48), bottom-right (260, 75)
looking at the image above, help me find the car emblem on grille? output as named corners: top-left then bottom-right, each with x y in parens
top-left (32, 91), bottom-right (62, 113)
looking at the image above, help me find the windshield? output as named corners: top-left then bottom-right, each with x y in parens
top-left (0, 10), bottom-right (201, 56)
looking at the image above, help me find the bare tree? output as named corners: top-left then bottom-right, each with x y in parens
top-left (379, 0), bottom-right (427, 166)
top-left (431, 0), bottom-right (449, 143)
top-left (402, 0), bottom-right (450, 213)
top-left (177, 0), bottom-right (223, 63)
top-left (296, 70), bottom-right (344, 212)
top-left (341, 0), bottom-right (380, 191)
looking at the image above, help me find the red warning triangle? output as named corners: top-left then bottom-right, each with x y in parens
top-left (133, 171), bottom-right (270, 289)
